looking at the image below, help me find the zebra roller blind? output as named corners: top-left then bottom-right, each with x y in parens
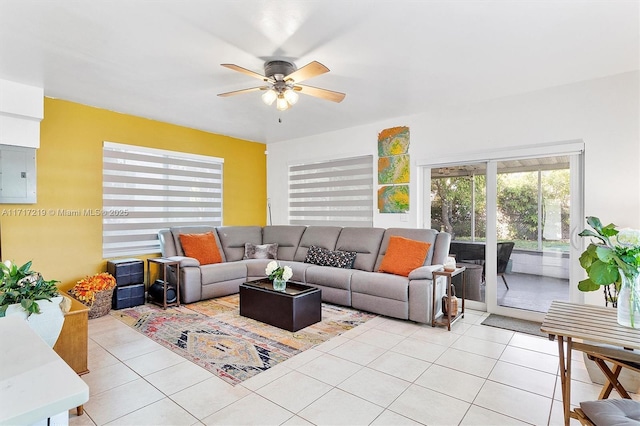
top-left (103, 142), bottom-right (223, 257)
top-left (288, 155), bottom-right (373, 227)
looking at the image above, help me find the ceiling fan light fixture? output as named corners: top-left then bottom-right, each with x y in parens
top-left (283, 88), bottom-right (299, 105)
top-left (261, 89), bottom-right (277, 105)
top-left (276, 95), bottom-right (289, 111)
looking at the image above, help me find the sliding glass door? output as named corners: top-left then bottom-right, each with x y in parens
top-left (424, 144), bottom-right (583, 321)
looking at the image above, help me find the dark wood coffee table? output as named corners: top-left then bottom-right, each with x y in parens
top-left (239, 279), bottom-right (322, 332)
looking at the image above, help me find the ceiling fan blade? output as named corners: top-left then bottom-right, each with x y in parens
top-left (285, 61), bottom-right (329, 83)
top-left (295, 84), bottom-right (346, 103)
top-left (221, 64), bottom-right (273, 82)
top-left (217, 87), bottom-right (266, 97)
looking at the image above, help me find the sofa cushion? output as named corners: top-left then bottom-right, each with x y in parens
top-left (305, 245), bottom-right (357, 269)
top-left (217, 226), bottom-right (263, 262)
top-left (179, 232), bottom-right (223, 265)
top-left (374, 228), bottom-right (440, 271)
top-left (378, 236), bottom-right (431, 277)
top-left (335, 227), bottom-right (385, 272)
top-left (263, 225), bottom-right (307, 261)
top-left (351, 270), bottom-right (409, 301)
top-left (169, 225), bottom-right (224, 261)
top-left (293, 226), bottom-right (343, 261)
top-left (243, 243), bottom-right (278, 260)
top-left (200, 262), bottom-right (248, 286)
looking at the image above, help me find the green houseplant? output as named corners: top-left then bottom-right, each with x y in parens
top-left (0, 260), bottom-right (60, 316)
top-left (579, 216), bottom-right (640, 327)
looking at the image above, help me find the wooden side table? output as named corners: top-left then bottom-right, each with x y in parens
top-left (431, 266), bottom-right (466, 330)
top-left (147, 258), bottom-right (180, 308)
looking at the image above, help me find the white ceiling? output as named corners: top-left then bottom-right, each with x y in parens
top-left (0, 1), bottom-right (638, 144)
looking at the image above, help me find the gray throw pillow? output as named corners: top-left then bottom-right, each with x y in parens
top-left (243, 243), bottom-right (278, 259)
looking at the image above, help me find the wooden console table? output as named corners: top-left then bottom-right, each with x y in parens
top-left (541, 301), bottom-right (640, 426)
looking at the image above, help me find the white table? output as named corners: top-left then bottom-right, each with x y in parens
top-left (0, 315), bottom-right (89, 425)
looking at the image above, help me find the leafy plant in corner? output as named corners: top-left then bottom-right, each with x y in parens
top-left (0, 260), bottom-right (60, 316)
top-left (578, 217), bottom-right (640, 307)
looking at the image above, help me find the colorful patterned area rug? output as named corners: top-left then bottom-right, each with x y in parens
top-left (111, 294), bottom-right (375, 385)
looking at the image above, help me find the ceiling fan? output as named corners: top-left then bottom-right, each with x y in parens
top-left (217, 60), bottom-right (346, 111)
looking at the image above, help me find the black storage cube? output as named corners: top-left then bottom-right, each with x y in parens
top-left (107, 258), bottom-right (144, 287)
top-left (112, 283), bottom-right (145, 309)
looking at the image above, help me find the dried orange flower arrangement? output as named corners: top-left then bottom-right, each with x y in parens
top-left (69, 272), bottom-right (116, 306)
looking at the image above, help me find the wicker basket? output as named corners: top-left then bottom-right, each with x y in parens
top-left (87, 288), bottom-right (115, 319)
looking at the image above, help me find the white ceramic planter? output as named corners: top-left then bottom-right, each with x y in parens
top-left (4, 296), bottom-right (65, 347)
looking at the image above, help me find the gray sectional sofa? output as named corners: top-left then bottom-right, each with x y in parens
top-left (158, 225), bottom-right (451, 324)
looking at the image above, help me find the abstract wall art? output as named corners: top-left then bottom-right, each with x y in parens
top-left (377, 126), bottom-right (410, 212)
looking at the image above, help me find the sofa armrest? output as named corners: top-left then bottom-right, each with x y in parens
top-left (165, 256), bottom-right (201, 267)
top-left (408, 264), bottom-right (444, 280)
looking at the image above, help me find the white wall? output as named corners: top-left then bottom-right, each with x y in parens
top-left (268, 72), bottom-right (640, 306)
top-left (269, 71), bottom-right (639, 228)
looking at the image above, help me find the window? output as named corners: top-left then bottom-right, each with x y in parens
top-left (288, 155), bottom-right (373, 227)
top-left (102, 142), bottom-right (223, 258)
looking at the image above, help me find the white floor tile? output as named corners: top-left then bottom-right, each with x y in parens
top-left (87, 344), bottom-right (121, 371)
top-left (337, 367), bottom-right (411, 407)
top-left (367, 351), bottom-right (430, 382)
top-left (104, 397), bottom-right (198, 425)
top-left (328, 339), bottom-right (387, 365)
top-left (370, 410), bottom-right (422, 425)
top-left (389, 383), bottom-right (470, 425)
top-left (82, 378), bottom-right (165, 425)
top-left (278, 347), bottom-right (324, 370)
top-left (171, 376), bottom-right (251, 420)
top-left (489, 360), bottom-right (557, 397)
top-left (240, 363), bottom-right (292, 391)
top-left (391, 336), bottom-right (448, 362)
top-left (124, 347), bottom-right (186, 376)
top-left (435, 347), bottom-right (497, 378)
top-left (409, 327), bottom-right (461, 347)
top-left (296, 353), bottom-right (362, 386)
top-left (145, 360), bottom-right (213, 395)
top-left (474, 380), bottom-right (553, 425)
top-left (450, 334), bottom-right (507, 358)
top-left (373, 317), bottom-right (422, 336)
top-left (298, 388), bottom-right (384, 425)
top-left (82, 362), bottom-right (138, 396)
top-left (201, 393), bottom-right (293, 426)
top-left (460, 405), bottom-right (529, 425)
top-left (353, 328), bottom-right (406, 350)
top-left (416, 364), bottom-right (486, 402)
top-left (509, 332), bottom-right (559, 356)
top-left (256, 370), bottom-right (332, 413)
top-left (463, 323), bottom-right (515, 344)
top-left (107, 337), bottom-right (164, 361)
top-left (500, 345), bottom-right (559, 374)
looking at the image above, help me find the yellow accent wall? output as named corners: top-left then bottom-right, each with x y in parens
top-left (1, 98), bottom-right (266, 288)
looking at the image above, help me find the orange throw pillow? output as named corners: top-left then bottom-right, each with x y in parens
top-left (179, 232), bottom-right (222, 265)
top-left (378, 236), bottom-right (431, 277)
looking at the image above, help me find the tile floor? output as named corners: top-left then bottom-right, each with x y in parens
top-left (69, 309), bottom-right (625, 425)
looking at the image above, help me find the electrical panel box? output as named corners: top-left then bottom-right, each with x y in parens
top-left (0, 144), bottom-right (36, 204)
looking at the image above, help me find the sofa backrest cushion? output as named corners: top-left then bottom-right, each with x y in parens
top-left (216, 226), bottom-right (263, 262)
top-left (262, 225), bottom-right (307, 261)
top-left (159, 229), bottom-right (177, 257)
top-left (335, 227), bottom-right (385, 272)
top-left (168, 225), bottom-right (225, 261)
top-left (293, 226), bottom-right (343, 262)
top-left (374, 228), bottom-right (447, 271)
